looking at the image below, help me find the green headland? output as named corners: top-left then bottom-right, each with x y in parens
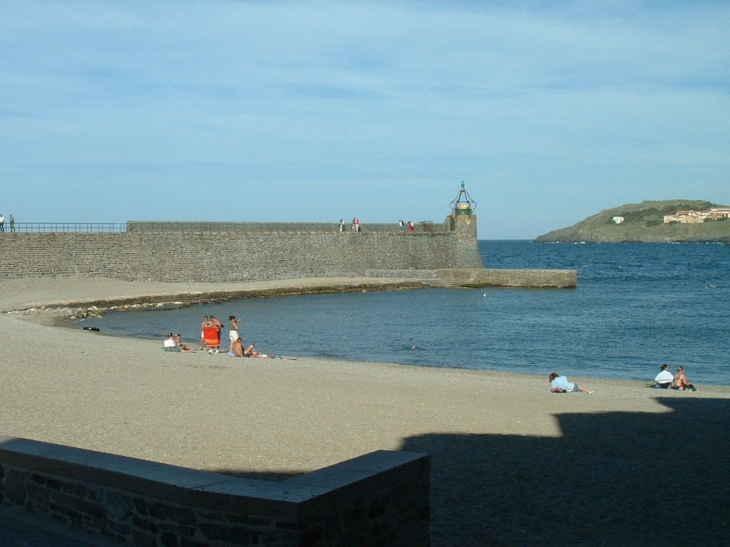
top-left (535, 200), bottom-right (730, 243)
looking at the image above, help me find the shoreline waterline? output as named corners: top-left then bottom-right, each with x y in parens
top-left (4, 276), bottom-right (730, 391)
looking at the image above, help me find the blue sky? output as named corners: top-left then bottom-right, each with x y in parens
top-left (1, 1), bottom-right (728, 239)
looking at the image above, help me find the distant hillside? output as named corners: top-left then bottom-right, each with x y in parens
top-left (535, 200), bottom-right (730, 243)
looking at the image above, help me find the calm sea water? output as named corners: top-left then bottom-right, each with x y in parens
top-left (80, 241), bottom-right (730, 386)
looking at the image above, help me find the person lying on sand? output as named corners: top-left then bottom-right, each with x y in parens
top-left (549, 372), bottom-right (593, 393)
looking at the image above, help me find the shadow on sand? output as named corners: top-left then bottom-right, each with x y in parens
top-left (4, 397), bottom-right (726, 547)
top-left (400, 396), bottom-right (730, 547)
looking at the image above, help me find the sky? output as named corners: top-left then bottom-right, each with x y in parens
top-left (1, 1), bottom-right (728, 239)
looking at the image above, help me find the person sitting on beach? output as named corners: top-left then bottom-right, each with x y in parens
top-left (174, 334), bottom-right (194, 353)
top-left (229, 336), bottom-right (244, 357)
top-left (163, 333), bottom-right (180, 352)
top-left (549, 372), bottom-right (593, 393)
top-left (653, 364), bottom-right (674, 388)
top-left (244, 342), bottom-right (262, 358)
top-left (673, 366), bottom-right (696, 391)
top-left (228, 337), bottom-right (262, 358)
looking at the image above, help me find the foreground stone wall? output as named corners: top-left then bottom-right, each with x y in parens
top-left (0, 436), bottom-right (430, 547)
top-left (0, 221), bottom-right (482, 283)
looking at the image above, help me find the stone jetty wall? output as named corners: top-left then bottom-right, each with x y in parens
top-left (0, 436), bottom-right (431, 547)
top-left (0, 217), bottom-right (577, 287)
top-left (0, 218), bottom-right (484, 283)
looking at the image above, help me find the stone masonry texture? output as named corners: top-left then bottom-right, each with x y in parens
top-left (0, 219), bottom-right (483, 283)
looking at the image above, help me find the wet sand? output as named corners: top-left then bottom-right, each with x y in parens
top-left (1, 277), bottom-right (729, 546)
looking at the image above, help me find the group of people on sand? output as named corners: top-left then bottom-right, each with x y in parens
top-left (226, 315), bottom-right (263, 358)
top-left (163, 333), bottom-right (194, 353)
top-left (228, 315), bottom-right (266, 357)
top-left (549, 364), bottom-right (698, 394)
top-left (162, 313), bottom-right (265, 358)
top-left (653, 363), bottom-right (696, 391)
top-left (199, 315), bottom-right (223, 353)
top-left (193, 314), bottom-right (265, 357)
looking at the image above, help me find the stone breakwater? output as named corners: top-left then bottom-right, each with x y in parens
top-left (4, 270), bottom-right (576, 323)
top-left (0, 218), bottom-right (576, 329)
top-left (0, 219), bottom-right (484, 283)
top-left (6, 279), bottom-right (439, 320)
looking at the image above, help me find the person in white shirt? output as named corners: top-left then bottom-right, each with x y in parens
top-left (654, 364), bottom-right (674, 388)
top-left (163, 333), bottom-right (180, 352)
top-left (549, 372), bottom-right (593, 393)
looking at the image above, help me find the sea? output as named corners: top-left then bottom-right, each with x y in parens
top-left (78, 241), bottom-right (730, 386)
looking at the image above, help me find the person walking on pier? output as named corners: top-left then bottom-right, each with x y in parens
top-left (9, 214), bottom-right (14, 232)
top-left (0, 213), bottom-right (4, 232)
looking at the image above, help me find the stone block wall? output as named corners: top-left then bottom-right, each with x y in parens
top-left (0, 220), bottom-right (484, 283)
top-left (0, 436), bottom-right (431, 547)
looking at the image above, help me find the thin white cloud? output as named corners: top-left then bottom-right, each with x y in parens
top-left (0, 1), bottom-right (728, 237)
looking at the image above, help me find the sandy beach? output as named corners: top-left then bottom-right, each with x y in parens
top-left (1, 277), bottom-right (729, 546)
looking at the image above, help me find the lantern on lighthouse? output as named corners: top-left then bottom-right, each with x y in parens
top-left (450, 181), bottom-right (477, 216)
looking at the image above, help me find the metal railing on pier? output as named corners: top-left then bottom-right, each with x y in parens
top-left (5, 223), bottom-right (126, 233)
top-left (2, 221), bottom-right (449, 234)
top-left (127, 221), bottom-right (448, 233)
